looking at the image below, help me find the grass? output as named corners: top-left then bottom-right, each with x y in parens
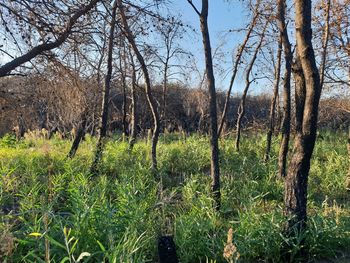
top-left (0, 131), bottom-right (349, 262)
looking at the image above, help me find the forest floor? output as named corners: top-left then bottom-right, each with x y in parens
top-left (0, 131), bottom-right (349, 262)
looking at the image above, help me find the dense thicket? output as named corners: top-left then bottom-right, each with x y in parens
top-left (1, 75), bottom-right (349, 137)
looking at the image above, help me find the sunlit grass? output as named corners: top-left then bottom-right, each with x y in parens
top-left (0, 131), bottom-right (349, 262)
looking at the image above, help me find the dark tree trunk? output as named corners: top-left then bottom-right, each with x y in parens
top-left (265, 36), bottom-right (282, 162)
top-left (162, 58), bottom-right (169, 124)
top-left (199, 0), bottom-right (221, 210)
top-left (277, 0), bottom-right (293, 178)
top-left (90, 1), bottom-right (117, 174)
top-left (14, 115), bottom-right (25, 140)
top-left (129, 52), bottom-right (139, 150)
top-left (119, 0), bottom-right (160, 172)
top-left (293, 55), bottom-right (306, 134)
top-left (284, 0), bottom-right (321, 243)
top-left (218, 0), bottom-right (260, 137)
top-left (67, 111), bottom-right (87, 159)
top-left (119, 42), bottom-right (128, 136)
top-left (235, 21), bottom-right (268, 152)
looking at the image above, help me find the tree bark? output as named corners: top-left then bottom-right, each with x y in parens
top-left (264, 35), bottom-right (282, 162)
top-left (277, 0), bottom-right (293, 178)
top-left (67, 111), bottom-right (87, 159)
top-left (162, 57), bottom-right (169, 123)
top-left (129, 51), bottom-right (139, 150)
top-left (188, 0), bottom-right (221, 210)
top-left (218, 1), bottom-right (260, 137)
top-left (118, 0), bottom-right (160, 172)
top-left (235, 20), bottom-right (268, 152)
top-left (284, 0), bottom-right (321, 239)
top-left (90, 1), bottom-right (117, 174)
top-left (0, 0), bottom-right (100, 77)
top-left (119, 40), bottom-right (128, 136)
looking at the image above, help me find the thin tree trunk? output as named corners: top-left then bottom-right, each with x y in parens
top-left (118, 0), bottom-right (160, 172)
top-left (284, 0), bottom-right (321, 244)
top-left (129, 51), bottom-right (138, 150)
top-left (200, 0), bottom-right (221, 210)
top-left (67, 111), bottom-right (87, 159)
top-left (187, 0), bottom-right (221, 210)
top-left (319, 0), bottom-right (331, 89)
top-left (277, 0), bottom-right (293, 178)
top-left (218, 1), bottom-right (260, 137)
top-left (264, 35), bottom-right (282, 162)
top-left (90, 1), bottom-right (117, 174)
top-left (119, 41), bottom-right (128, 136)
top-left (235, 21), bottom-right (268, 152)
top-left (162, 57), bottom-right (169, 123)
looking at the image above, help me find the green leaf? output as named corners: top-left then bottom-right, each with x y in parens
top-left (46, 236), bottom-right (66, 250)
top-left (96, 240), bottom-right (106, 252)
top-left (70, 238), bottom-right (79, 253)
top-left (59, 256), bottom-right (70, 263)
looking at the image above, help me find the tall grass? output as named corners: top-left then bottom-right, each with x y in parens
top-left (0, 132), bottom-right (349, 262)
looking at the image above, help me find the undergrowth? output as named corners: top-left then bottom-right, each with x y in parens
top-left (0, 131), bottom-right (349, 262)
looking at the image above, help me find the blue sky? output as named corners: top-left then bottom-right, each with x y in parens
top-left (169, 1), bottom-right (259, 94)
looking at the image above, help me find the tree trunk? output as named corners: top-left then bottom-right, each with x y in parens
top-left (235, 20), bottom-right (268, 152)
top-left (200, 0), bottom-right (221, 210)
top-left (186, 0), bottom-right (221, 209)
top-left (284, 0), bottom-right (321, 242)
top-left (162, 58), bottom-right (169, 124)
top-left (218, 1), bottom-right (260, 137)
top-left (119, 42), bottom-right (128, 136)
top-left (90, 1), bottom-right (117, 174)
top-left (319, 0), bottom-right (331, 89)
top-left (264, 35), bottom-right (282, 162)
top-left (118, 0), bottom-right (160, 172)
top-left (129, 52), bottom-right (139, 150)
top-left (67, 111), bottom-right (87, 159)
top-left (277, 0), bottom-right (293, 178)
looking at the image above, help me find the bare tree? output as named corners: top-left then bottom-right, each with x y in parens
top-left (0, 0), bottom-right (100, 77)
top-left (264, 34), bottom-right (282, 162)
top-left (117, 37), bottom-right (129, 136)
top-left (218, 0), bottom-right (261, 137)
top-left (275, 0), bottom-right (293, 178)
top-left (68, 111), bottom-right (88, 158)
top-left (90, 1), bottom-right (118, 174)
top-left (187, 0), bottom-right (221, 210)
top-left (235, 19), bottom-right (269, 152)
top-left (152, 16), bottom-right (187, 123)
top-left (118, 0), bottom-right (161, 172)
top-left (128, 50), bottom-right (139, 150)
top-left (324, 0), bottom-right (350, 88)
top-left (283, 0), bottom-right (322, 246)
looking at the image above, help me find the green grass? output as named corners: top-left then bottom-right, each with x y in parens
top-left (0, 131), bottom-right (349, 262)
